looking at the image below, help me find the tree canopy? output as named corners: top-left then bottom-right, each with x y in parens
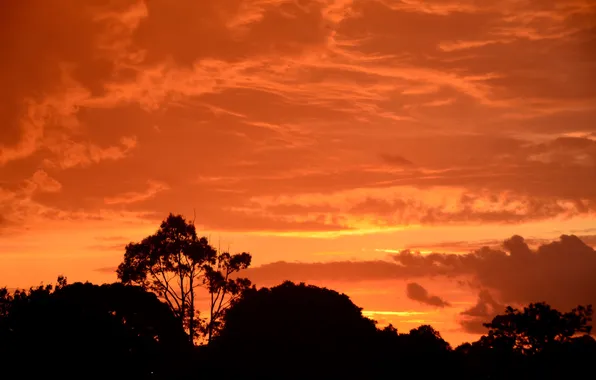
top-left (1, 275), bottom-right (594, 380)
top-left (481, 302), bottom-right (593, 355)
top-left (209, 281), bottom-right (379, 377)
top-left (0, 279), bottom-right (191, 379)
top-left (117, 213), bottom-right (252, 343)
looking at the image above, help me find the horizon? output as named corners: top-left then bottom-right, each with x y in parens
top-left (1, 0), bottom-right (595, 348)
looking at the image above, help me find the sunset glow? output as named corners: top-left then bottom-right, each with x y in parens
top-left (1, 0), bottom-right (595, 347)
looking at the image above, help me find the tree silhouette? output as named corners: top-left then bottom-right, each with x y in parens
top-left (209, 281), bottom-right (378, 378)
top-left (0, 278), bottom-right (190, 379)
top-left (117, 213), bottom-right (252, 343)
top-left (481, 302), bottom-right (593, 355)
top-left (3, 271), bottom-right (596, 379)
top-left (453, 302), bottom-right (595, 379)
top-left (406, 324), bottom-right (452, 352)
top-left (373, 323), bottom-right (453, 377)
top-left (202, 251), bottom-right (252, 341)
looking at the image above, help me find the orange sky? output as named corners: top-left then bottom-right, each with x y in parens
top-left (1, 0), bottom-right (596, 346)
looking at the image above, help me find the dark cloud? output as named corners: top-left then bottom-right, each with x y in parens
top-left (405, 239), bottom-right (504, 253)
top-left (88, 232), bottom-right (596, 335)
top-left (406, 282), bottom-right (451, 308)
top-left (458, 289), bottom-right (505, 334)
top-left (380, 154), bottom-right (414, 166)
top-left (246, 235), bottom-right (596, 313)
top-left (403, 235), bottom-right (596, 254)
top-left (393, 234), bottom-right (596, 310)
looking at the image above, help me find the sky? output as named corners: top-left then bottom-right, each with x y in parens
top-left (1, 0), bottom-right (595, 346)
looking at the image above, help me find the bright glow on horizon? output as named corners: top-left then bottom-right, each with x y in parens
top-left (1, 0), bottom-right (595, 347)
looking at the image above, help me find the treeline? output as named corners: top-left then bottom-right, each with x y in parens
top-left (0, 214), bottom-right (594, 379)
top-left (1, 279), bottom-right (594, 379)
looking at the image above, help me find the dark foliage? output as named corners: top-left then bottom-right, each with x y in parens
top-left (374, 323), bottom-right (454, 377)
top-left (454, 302), bottom-right (595, 379)
top-left (1, 276), bottom-right (594, 380)
top-left (208, 281), bottom-right (379, 378)
top-left (117, 213), bottom-right (252, 343)
top-left (0, 279), bottom-right (192, 379)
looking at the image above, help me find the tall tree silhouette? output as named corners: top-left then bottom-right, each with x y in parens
top-left (202, 251), bottom-right (252, 341)
top-left (117, 213), bottom-right (252, 343)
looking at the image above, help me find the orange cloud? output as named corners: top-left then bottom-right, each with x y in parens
top-left (104, 180), bottom-right (168, 205)
top-left (0, 1), bottom-right (595, 337)
top-left (25, 170), bottom-right (62, 193)
top-left (47, 135), bottom-right (138, 169)
top-left (0, 0), bottom-right (594, 241)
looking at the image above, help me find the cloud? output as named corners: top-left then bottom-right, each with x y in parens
top-left (133, 0), bottom-right (334, 66)
top-left (245, 234), bottom-right (596, 313)
top-left (1, 1), bottom-right (594, 344)
top-left (94, 267), bottom-right (117, 274)
top-left (458, 290), bottom-right (505, 334)
top-left (25, 170), bottom-right (62, 193)
top-left (401, 234), bottom-right (596, 253)
top-left (244, 260), bottom-right (408, 285)
top-left (46, 135), bottom-right (138, 169)
top-left (380, 154), bottom-right (414, 166)
top-left (104, 180), bottom-right (169, 205)
top-left (240, 183), bottom-right (596, 231)
top-left (0, 0), bottom-right (141, 166)
top-left (0, 0), bottom-right (595, 237)
top-left (406, 282), bottom-right (451, 308)
top-left (577, 235), bottom-right (596, 247)
top-left (393, 234), bottom-right (596, 310)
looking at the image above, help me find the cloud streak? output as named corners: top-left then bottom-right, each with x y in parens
top-left (104, 180), bottom-right (169, 205)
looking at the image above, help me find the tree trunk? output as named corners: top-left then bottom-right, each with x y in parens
top-left (188, 277), bottom-right (195, 345)
top-left (208, 291), bottom-right (214, 343)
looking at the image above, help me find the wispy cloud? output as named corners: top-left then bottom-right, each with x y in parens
top-left (1, 1), bottom-right (595, 313)
top-left (104, 180), bottom-right (169, 205)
